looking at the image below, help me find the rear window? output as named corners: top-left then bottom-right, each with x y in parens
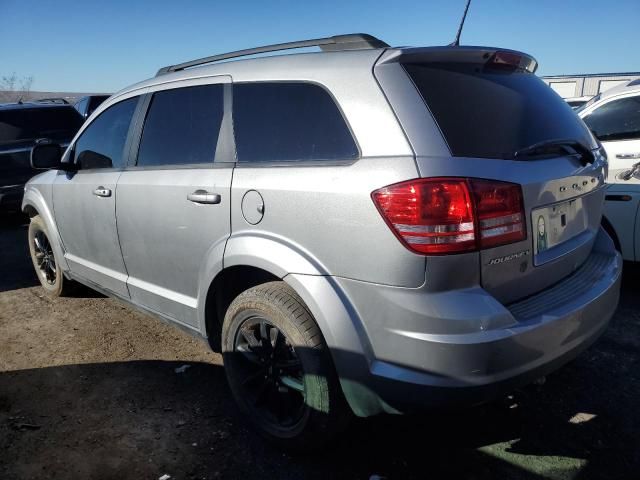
top-left (404, 63), bottom-right (596, 159)
top-left (233, 82), bottom-right (359, 163)
top-left (0, 107), bottom-right (83, 143)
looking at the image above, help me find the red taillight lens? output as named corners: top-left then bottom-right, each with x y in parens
top-left (372, 178), bottom-right (475, 254)
top-left (470, 179), bottom-right (526, 249)
top-left (372, 178), bottom-right (526, 255)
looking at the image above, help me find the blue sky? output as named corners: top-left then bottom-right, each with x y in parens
top-left (1, 0), bottom-right (638, 93)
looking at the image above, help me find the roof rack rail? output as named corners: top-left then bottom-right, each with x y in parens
top-left (156, 33), bottom-right (389, 76)
top-left (33, 98), bottom-right (70, 105)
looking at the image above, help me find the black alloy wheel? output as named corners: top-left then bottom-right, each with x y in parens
top-left (33, 229), bottom-right (57, 285)
top-left (234, 316), bottom-right (307, 429)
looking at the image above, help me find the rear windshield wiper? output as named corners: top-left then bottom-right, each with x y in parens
top-left (514, 139), bottom-right (594, 165)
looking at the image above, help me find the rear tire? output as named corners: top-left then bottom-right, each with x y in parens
top-left (222, 281), bottom-right (350, 451)
top-left (28, 215), bottom-right (74, 296)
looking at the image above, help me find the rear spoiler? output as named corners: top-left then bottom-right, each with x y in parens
top-left (377, 46), bottom-right (538, 73)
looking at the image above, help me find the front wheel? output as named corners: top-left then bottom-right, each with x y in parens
top-left (28, 215), bottom-right (73, 296)
top-left (222, 281), bottom-right (350, 450)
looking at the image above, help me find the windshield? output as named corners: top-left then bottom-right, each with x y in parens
top-left (404, 62), bottom-right (597, 159)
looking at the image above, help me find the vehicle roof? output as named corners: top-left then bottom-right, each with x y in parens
top-left (0, 102), bottom-right (78, 111)
top-left (109, 44), bottom-right (536, 101)
top-left (111, 48), bottom-right (386, 99)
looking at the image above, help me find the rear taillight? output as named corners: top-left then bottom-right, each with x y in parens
top-left (471, 179), bottom-right (526, 249)
top-left (372, 178), bottom-right (526, 255)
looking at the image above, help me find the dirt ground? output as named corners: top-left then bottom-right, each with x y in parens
top-left (1, 214), bottom-right (639, 480)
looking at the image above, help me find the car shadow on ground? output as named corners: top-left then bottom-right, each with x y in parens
top-left (1, 319), bottom-right (639, 480)
top-left (0, 361), bottom-right (565, 480)
top-left (0, 214), bottom-right (38, 292)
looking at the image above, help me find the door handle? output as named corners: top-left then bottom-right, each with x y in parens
top-left (93, 187), bottom-right (111, 197)
top-left (187, 189), bottom-right (221, 204)
top-left (616, 153), bottom-right (640, 159)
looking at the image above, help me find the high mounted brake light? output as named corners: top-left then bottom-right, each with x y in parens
top-left (372, 178), bottom-right (526, 255)
top-left (486, 51), bottom-right (537, 73)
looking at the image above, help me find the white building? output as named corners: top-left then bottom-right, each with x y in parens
top-left (541, 72), bottom-right (640, 99)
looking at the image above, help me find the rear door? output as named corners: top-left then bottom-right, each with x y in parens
top-left (580, 92), bottom-right (640, 172)
top-left (115, 77), bottom-right (233, 328)
top-left (382, 49), bottom-right (607, 304)
top-left (52, 97), bottom-right (139, 296)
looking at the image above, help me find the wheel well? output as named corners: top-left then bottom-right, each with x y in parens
top-left (23, 205), bottom-right (38, 218)
top-left (205, 265), bottom-right (280, 352)
top-left (601, 216), bottom-right (621, 252)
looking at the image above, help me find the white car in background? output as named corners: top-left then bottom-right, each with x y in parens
top-left (578, 80), bottom-right (640, 260)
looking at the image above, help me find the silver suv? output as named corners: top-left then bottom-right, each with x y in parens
top-left (24, 34), bottom-right (622, 448)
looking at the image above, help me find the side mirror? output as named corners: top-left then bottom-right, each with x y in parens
top-left (30, 142), bottom-right (63, 170)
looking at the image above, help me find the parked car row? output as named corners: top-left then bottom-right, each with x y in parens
top-left (20, 34), bottom-right (623, 449)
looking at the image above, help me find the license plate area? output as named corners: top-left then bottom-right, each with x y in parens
top-left (532, 197), bottom-right (587, 265)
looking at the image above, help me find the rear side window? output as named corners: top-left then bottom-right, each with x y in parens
top-left (233, 82), bottom-right (358, 163)
top-left (137, 84), bottom-right (224, 167)
top-left (74, 97), bottom-right (138, 169)
top-left (404, 63), bottom-right (595, 159)
top-left (0, 107), bottom-right (83, 143)
top-left (583, 96), bottom-right (640, 142)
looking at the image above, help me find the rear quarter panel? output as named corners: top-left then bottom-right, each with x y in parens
top-left (229, 157), bottom-right (426, 287)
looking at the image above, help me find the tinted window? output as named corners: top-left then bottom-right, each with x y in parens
top-left (74, 97), bottom-right (138, 169)
top-left (583, 96), bottom-right (640, 141)
top-left (404, 63), bottom-right (596, 159)
top-left (0, 107), bottom-right (83, 143)
top-left (233, 83), bottom-right (358, 163)
top-left (137, 85), bottom-right (223, 167)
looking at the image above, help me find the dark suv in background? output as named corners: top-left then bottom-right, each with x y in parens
top-left (0, 102), bottom-right (83, 213)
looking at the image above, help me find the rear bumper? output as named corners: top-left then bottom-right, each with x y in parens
top-left (334, 228), bottom-right (622, 415)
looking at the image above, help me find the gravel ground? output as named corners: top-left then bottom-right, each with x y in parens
top-left (1, 214), bottom-right (639, 480)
